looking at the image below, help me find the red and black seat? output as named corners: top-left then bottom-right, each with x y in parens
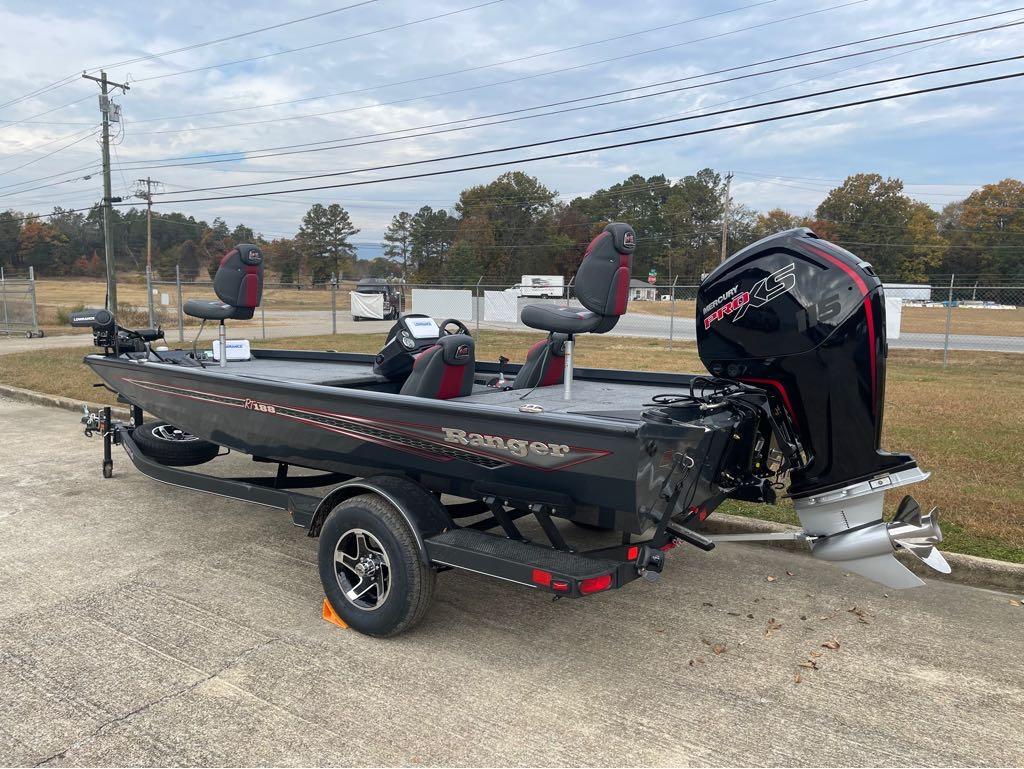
top-left (514, 223), bottom-right (635, 392)
top-left (183, 244), bottom-right (264, 321)
top-left (400, 334), bottom-right (476, 399)
top-left (520, 222), bottom-right (635, 335)
top-left (512, 333), bottom-right (567, 390)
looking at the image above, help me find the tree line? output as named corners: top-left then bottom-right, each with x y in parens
top-left (2, 170), bottom-right (1022, 283)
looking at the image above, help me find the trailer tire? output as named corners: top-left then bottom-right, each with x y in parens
top-left (132, 422), bottom-right (220, 467)
top-left (318, 493), bottom-right (435, 637)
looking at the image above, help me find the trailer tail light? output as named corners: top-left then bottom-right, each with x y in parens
top-left (579, 574), bottom-right (613, 595)
top-left (551, 580), bottom-right (571, 593)
top-left (626, 545), bottom-right (639, 561)
top-left (531, 568), bottom-right (552, 586)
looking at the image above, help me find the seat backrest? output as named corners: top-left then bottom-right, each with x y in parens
top-left (575, 222), bottom-right (636, 329)
top-left (214, 244), bottom-right (264, 317)
top-left (512, 333), bottom-right (567, 389)
top-left (400, 334), bottom-right (475, 399)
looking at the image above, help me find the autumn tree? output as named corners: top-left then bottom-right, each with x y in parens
top-left (940, 178), bottom-right (1024, 280)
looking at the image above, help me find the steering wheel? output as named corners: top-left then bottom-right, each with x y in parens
top-left (438, 318), bottom-right (471, 337)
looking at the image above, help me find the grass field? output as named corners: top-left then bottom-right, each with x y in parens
top-left (1, 330), bottom-right (1021, 564)
top-left (629, 299), bottom-right (1024, 336)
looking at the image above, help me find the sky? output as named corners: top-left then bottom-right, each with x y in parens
top-left (1, 0), bottom-right (1023, 258)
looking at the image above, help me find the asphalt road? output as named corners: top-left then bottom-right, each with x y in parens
top-left (7, 303), bottom-right (1020, 355)
top-left (2, 397), bottom-right (1022, 766)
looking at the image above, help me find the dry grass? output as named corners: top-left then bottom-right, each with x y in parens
top-left (899, 306), bottom-right (1024, 336)
top-left (1, 331), bottom-right (1020, 562)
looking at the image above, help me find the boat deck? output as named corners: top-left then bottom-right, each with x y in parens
top-left (152, 350), bottom-right (700, 419)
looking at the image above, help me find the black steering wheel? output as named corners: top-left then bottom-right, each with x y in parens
top-left (438, 318), bottom-right (471, 337)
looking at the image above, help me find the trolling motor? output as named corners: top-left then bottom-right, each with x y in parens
top-left (69, 308), bottom-right (163, 353)
top-left (696, 228), bottom-right (947, 588)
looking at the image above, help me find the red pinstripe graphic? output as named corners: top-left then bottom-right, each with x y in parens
top-left (803, 242), bottom-right (877, 412)
top-left (739, 377), bottom-right (800, 427)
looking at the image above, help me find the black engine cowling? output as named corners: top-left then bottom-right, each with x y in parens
top-left (696, 228), bottom-right (915, 497)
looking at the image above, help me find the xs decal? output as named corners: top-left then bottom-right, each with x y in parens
top-left (734, 263), bottom-right (796, 321)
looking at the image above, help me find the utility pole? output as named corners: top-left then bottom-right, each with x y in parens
top-left (82, 70), bottom-right (129, 316)
top-left (135, 177), bottom-right (162, 273)
top-left (719, 171), bottom-right (733, 264)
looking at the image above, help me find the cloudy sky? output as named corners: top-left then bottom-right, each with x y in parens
top-left (1, 0), bottom-right (1022, 254)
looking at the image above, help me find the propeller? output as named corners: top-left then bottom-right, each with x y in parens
top-left (888, 496), bottom-right (950, 574)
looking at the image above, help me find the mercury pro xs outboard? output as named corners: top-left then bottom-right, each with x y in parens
top-left (697, 227), bottom-right (948, 587)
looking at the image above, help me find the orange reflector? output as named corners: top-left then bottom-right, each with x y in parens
top-left (626, 545), bottom-right (639, 561)
top-left (579, 573), bottom-right (613, 595)
top-left (322, 598), bottom-right (349, 630)
top-left (531, 568), bottom-right (552, 586)
top-left (660, 540), bottom-right (678, 552)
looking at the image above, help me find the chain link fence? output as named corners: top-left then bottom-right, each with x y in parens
top-left (0, 267), bottom-right (43, 338)
top-left (130, 268), bottom-right (1024, 363)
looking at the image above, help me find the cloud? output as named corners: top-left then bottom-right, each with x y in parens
top-left (1, 0), bottom-right (1021, 244)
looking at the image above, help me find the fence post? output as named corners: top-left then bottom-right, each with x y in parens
top-left (28, 266), bottom-right (39, 336)
top-left (668, 276), bottom-right (679, 349)
top-left (175, 265), bottom-right (184, 343)
top-left (475, 276), bottom-right (483, 335)
top-left (331, 273), bottom-right (337, 335)
top-left (1, 266), bottom-right (9, 335)
top-left (145, 265), bottom-right (156, 328)
top-left (942, 274), bottom-right (954, 369)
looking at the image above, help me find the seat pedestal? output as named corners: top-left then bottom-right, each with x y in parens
top-left (218, 321), bottom-right (227, 368)
top-left (563, 336), bottom-right (574, 400)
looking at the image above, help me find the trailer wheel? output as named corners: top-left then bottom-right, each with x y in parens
top-left (132, 422), bottom-right (220, 467)
top-left (318, 493), bottom-right (435, 637)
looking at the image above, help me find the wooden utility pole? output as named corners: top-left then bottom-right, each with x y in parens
top-left (719, 171), bottom-right (733, 264)
top-left (82, 71), bottom-right (129, 316)
top-left (135, 177), bottom-right (162, 272)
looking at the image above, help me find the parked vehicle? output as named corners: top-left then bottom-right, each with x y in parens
top-left (352, 278), bottom-right (404, 321)
top-left (516, 275), bottom-right (565, 298)
top-left (73, 227), bottom-right (949, 637)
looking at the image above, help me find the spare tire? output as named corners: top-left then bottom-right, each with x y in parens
top-left (132, 422), bottom-right (220, 466)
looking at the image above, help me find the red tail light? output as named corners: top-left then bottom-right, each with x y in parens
top-left (579, 574), bottom-right (613, 594)
top-left (626, 545), bottom-right (639, 561)
top-left (531, 568), bottom-right (552, 586)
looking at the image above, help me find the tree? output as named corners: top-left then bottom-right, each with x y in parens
top-left (231, 223), bottom-right (256, 243)
top-left (17, 221), bottom-right (66, 271)
top-left (297, 203), bottom-right (360, 282)
top-left (454, 172), bottom-right (560, 281)
top-left (940, 178), bottom-right (1024, 281)
top-left (175, 239), bottom-right (202, 280)
top-left (752, 208), bottom-right (803, 241)
top-left (662, 168), bottom-right (727, 279)
top-left (382, 211), bottom-right (414, 277)
top-left (408, 206), bottom-right (456, 281)
top-left (569, 174), bottom-right (671, 276)
top-left (264, 238), bottom-right (303, 283)
top-left (815, 173), bottom-right (914, 277)
top-left (0, 211), bottom-right (22, 268)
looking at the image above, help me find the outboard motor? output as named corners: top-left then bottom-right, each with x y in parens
top-left (696, 228), bottom-right (948, 588)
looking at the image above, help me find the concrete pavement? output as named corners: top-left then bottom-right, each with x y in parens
top-left (1, 396), bottom-right (1022, 766)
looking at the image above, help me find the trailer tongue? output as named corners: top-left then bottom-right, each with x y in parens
top-left (75, 226), bottom-right (948, 637)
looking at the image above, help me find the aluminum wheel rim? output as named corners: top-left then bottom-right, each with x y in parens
top-left (334, 528), bottom-right (391, 611)
top-left (151, 424), bottom-right (202, 442)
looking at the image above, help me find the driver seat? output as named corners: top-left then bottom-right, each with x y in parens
top-left (183, 244), bottom-right (264, 321)
top-left (400, 334), bottom-right (476, 399)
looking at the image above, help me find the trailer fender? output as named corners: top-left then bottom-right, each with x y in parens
top-left (307, 475), bottom-right (452, 565)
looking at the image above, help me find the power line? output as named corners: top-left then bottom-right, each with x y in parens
top-left (124, 5), bottom-right (1024, 133)
top-left (126, 0), bottom-right (865, 136)
top-left (151, 71), bottom-right (1024, 206)
top-left (152, 58), bottom-right (1024, 198)
top-left (134, 0), bottom-right (509, 82)
top-left (0, 0), bottom-right (384, 113)
top-left (0, 94), bottom-right (94, 131)
top-left (111, 29), bottom-right (1024, 174)
top-left (0, 129), bottom-right (101, 177)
